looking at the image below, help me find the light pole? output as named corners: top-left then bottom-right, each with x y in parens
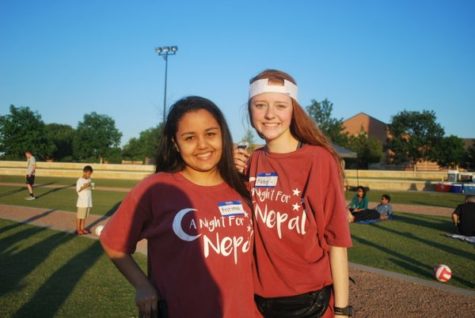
top-left (155, 45), bottom-right (178, 122)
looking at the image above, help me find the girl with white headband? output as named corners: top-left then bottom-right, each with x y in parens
top-left (235, 69), bottom-right (353, 318)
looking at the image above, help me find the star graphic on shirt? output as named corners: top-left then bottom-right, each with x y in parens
top-left (243, 211), bottom-right (249, 218)
top-left (292, 203), bottom-right (301, 211)
top-left (247, 225), bottom-right (252, 232)
top-left (292, 188), bottom-right (301, 196)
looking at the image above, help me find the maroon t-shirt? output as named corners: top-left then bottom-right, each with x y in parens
top-left (100, 172), bottom-right (258, 318)
top-left (247, 145), bottom-right (352, 298)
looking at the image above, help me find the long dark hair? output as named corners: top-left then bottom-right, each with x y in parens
top-left (155, 96), bottom-right (250, 201)
top-left (248, 69), bottom-right (344, 181)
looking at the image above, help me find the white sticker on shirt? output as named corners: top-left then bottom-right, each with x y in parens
top-left (255, 172), bottom-right (278, 188)
top-left (218, 200), bottom-right (246, 217)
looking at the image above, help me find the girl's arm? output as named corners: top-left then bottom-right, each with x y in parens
top-left (330, 246), bottom-right (350, 316)
top-left (101, 242), bottom-right (158, 318)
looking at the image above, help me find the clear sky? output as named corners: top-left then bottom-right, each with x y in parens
top-left (1, 0), bottom-right (474, 145)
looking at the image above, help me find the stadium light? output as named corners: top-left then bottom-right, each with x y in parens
top-left (155, 45), bottom-right (178, 122)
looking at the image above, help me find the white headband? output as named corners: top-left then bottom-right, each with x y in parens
top-left (249, 78), bottom-right (298, 101)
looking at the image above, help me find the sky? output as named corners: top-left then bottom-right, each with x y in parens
top-left (1, 0), bottom-right (474, 146)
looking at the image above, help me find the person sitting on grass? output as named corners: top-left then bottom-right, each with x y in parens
top-left (348, 186), bottom-right (368, 213)
top-left (451, 195), bottom-right (475, 236)
top-left (76, 165), bottom-right (94, 235)
top-left (348, 194), bottom-right (393, 223)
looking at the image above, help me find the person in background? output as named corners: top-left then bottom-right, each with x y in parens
top-left (452, 195), bottom-right (475, 236)
top-left (76, 165), bottom-right (94, 235)
top-left (348, 194), bottom-right (393, 223)
top-left (25, 151), bottom-right (36, 200)
top-left (348, 186), bottom-right (368, 213)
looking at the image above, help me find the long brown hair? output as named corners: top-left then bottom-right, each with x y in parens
top-left (248, 69), bottom-right (344, 179)
top-left (156, 96), bottom-right (250, 202)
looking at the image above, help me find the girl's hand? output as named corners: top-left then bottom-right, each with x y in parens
top-left (233, 147), bottom-right (250, 174)
top-left (136, 282), bottom-right (159, 318)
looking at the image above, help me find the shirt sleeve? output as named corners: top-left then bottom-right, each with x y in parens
top-left (100, 186), bottom-right (151, 254)
top-left (321, 155), bottom-right (352, 248)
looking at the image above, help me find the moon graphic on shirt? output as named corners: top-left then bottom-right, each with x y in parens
top-left (172, 208), bottom-right (201, 242)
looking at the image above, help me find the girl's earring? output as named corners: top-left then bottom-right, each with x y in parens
top-left (174, 143), bottom-right (180, 152)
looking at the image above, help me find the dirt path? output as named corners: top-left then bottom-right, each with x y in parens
top-left (0, 203), bottom-right (473, 317)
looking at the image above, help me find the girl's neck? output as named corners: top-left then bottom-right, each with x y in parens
top-left (181, 167), bottom-right (223, 186)
top-left (266, 133), bottom-right (300, 154)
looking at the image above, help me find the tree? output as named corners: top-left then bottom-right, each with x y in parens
top-left (239, 128), bottom-right (258, 151)
top-left (386, 110), bottom-right (444, 169)
top-left (73, 112), bottom-right (122, 163)
top-left (306, 98), bottom-right (348, 145)
top-left (0, 105), bottom-right (53, 160)
top-left (432, 135), bottom-right (465, 169)
top-left (463, 144), bottom-right (475, 170)
top-left (122, 125), bottom-right (163, 162)
top-left (347, 131), bottom-right (383, 168)
top-left (45, 123), bottom-right (75, 161)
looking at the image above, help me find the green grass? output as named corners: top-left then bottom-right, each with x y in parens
top-left (0, 185), bottom-right (126, 216)
top-left (345, 189), bottom-right (463, 208)
top-left (0, 218), bottom-right (146, 318)
top-left (348, 212), bottom-right (475, 289)
top-left (0, 175), bottom-right (140, 189)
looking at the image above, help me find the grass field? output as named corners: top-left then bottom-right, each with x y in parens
top-left (0, 185), bottom-right (126, 216)
top-left (0, 175), bottom-right (466, 210)
top-left (349, 213), bottom-right (475, 289)
top-left (345, 189), bottom-right (464, 208)
top-left (0, 175), bottom-right (473, 318)
top-left (0, 175), bottom-right (140, 188)
top-left (0, 218), bottom-right (146, 318)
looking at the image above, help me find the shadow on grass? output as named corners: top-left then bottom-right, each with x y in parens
top-left (389, 257), bottom-right (474, 288)
top-left (393, 214), bottom-right (451, 232)
top-left (86, 201), bottom-right (122, 231)
top-left (371, 221), bottom-right (473, 262)
top-left (352, 234), bottom-right (431, 277)
top-left (0, 226), bottom-right (73, 298)
top-left (0, 187), bottom-right (25, 199)
top-left (352, 235), bottom-right (475, 289)
top-left (0, 220), bottom-right (105, 317)
top-left (12, 240), bottom-right (104, 318)
top-left (35, 183), bottom-right (75, 199)
top-left (0, 209), bottom-right (57, 235)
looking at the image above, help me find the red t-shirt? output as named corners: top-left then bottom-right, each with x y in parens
top-left (247, 145), bottom-right (352, 298)
top-left (100, 172), bottom-right (258, 318)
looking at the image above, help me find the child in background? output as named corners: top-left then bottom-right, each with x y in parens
top-left (76, 165), bottom-right (94, 235)
top-left (348, 194), bottom-right (393, 223)
top-left (376, 194), bottom-right (393, 220)
top-left (348, 186), bottom-right (368, 213)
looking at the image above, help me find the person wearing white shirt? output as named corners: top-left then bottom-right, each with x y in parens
top-left (25, 151), bottom-right (36, 200)
top-left (76, 165), bottom-right (94, 235)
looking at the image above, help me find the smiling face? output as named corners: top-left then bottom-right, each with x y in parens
top-left (175, 109), bottom-right (223, 178)
top-left (250, 92), bottom-right (293, 143)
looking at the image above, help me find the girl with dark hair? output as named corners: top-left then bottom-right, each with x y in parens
top-left (235, 70), bottom-right (353, 317)
top-left (348, 186), bottom-right (368, 213)
top-left (101, 96), bottom-right (257, 318)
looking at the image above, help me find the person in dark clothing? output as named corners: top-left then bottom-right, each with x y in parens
top-left (452, 195), bottom-right (475, 236)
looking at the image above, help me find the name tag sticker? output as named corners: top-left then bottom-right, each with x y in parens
top-left (218, 200), bottom-right (245, 217)
top-left (255, 172), bottom-right (278, 188)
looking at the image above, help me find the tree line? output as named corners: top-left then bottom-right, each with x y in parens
top-left (0, 105), bottom-right (161, 163)
top-left (306, 99), bottom-right (475, 170)
top-left (1, 103), bottom-right (474, 169)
